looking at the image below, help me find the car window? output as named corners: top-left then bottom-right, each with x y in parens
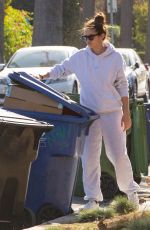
top-left (8, 50), bottom-right (68, 68)
top-left (128, 50), bottom-right (142, 66)
top-left (47, 51), bottom-right (68, 66)
top-left (132, 50), bottom-right (142, 65)
top-left (121, 53), bottom-right (131, 67)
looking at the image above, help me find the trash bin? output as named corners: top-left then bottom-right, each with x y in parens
top-left (141, 102), bottom-right (150, 163)
top-left (130, 99), bottom-right (149, 179)
top-left (0, 108), bottom-right (53, 230)
top-left (5, 72), bottom-right (99, 224)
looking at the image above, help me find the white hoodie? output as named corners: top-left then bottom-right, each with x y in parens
top-left (48, 42), bottom-right (128, 114)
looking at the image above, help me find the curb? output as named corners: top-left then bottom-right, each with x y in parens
top-left (24, 213), bottom-right (78, 229)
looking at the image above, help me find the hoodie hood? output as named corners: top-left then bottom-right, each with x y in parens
top-left (85, 41), bottom-right (115, 58)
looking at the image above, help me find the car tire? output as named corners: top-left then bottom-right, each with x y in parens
top-left (72, 82), bottom-right (78, 94)
top-left (101, 172), bottom-right (119, 200)
top-left (12, 208), bottom-right (36, 230)
top-left (133, 175), bottom-right (142, 184)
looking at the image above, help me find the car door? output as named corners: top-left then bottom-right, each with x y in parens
top-left (47, 49), bottom-right (72, 92)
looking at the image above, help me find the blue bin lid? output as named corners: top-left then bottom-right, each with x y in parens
top-left (8, 72), bottom-right (98, 119)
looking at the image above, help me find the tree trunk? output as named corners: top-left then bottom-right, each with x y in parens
top-left (79, 0), bottom-right (95, 48)
top-left (0, 0), bottom-right (4, 62)
top-left (82, 0), bottom-right (95, 21)
top-left (145, 0), bottom-right (150, 63)
top-left (120, 0), bottom-right (133, 47)
top-left (32, 0), bottom-right (63, 46)
top-left (11, 0), bottom-right (35, 12)
top-left (63, 0), bottom-right (82, 48)
top-left (63, 0), bottom-right (96, 49)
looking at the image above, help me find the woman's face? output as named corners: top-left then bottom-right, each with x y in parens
top-left (82, 28), bottom-right (105, 49)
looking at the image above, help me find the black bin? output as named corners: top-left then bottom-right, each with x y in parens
top-left (0, 108), bottom-right (53, 230)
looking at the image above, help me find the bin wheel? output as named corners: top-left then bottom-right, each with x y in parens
top-left (0, 177), bottom-right (18, 220)
top-left (101, 172), bottom-right (119, 200)
top-left (36, 203), bottom-right (64, 224)
top-left (69, 207), bottom-right (74, 214)
top-left (134, 175), bottom-right (142, 184)
top-left (13, 208), bottom-right (36, 230)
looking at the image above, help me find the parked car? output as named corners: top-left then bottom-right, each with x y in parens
top-left (116, 48), bottom-right (149, 102)
top-left (0, 46), bottom-right (149, 105)
top-left (0, 46), bottom-right (80, 105)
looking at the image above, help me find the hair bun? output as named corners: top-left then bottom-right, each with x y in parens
top-left (94, 12), bottom-right (105, 25)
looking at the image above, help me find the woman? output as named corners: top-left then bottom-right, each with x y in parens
top-left (37, 12), bottom-right (140, 210)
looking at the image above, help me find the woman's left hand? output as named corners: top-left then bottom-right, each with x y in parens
top-left (121, 112), bottom-right (132, 131)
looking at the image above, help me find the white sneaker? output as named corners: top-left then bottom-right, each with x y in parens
top-left (128, 192), bottom-right (139, 207)
top-left (80, 200), bottom-right (100, 211)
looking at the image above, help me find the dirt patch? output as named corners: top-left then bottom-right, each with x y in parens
top-left (98, 211), bottom-right (148, 229)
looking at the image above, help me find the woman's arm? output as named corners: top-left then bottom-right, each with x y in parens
top-left (36, 56), bottom-right (76, 81)
top-left (114, 55), bottom-right (131, 131)
top-left (121, 96), bottom-right (132, 131)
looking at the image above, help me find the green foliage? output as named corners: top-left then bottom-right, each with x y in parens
top-left (67, 93), bottom-right (80, 103)
top-left (4, 6), bottom-right (33, 61)
top-left (108, 24), bottom-right (120, 47)
top-left (112, 196), bottom-right (137, 215)
top-left (126, 213), bottom-right (150, 230)
top-left (133, 0), bottom-right (148, 53)
top-left (77, 207), bottom-right (114, 222)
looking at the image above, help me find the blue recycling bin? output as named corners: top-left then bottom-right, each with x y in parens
top-left (0, 108), bottom-right (53, 229)
top-left (6, 72), bottom-right (99, 224)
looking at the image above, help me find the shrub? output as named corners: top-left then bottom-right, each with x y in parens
top-left (127, 214), bottom-right (150, 230)
top-left (133, 0), bottom-right (148, 58)
top-left (112, 196), bottom-right (137, 215)
top-left (108, 24), bottom-right (120, 47)
top-left (77, 207), bottom-right (114, 222)
top-left (4, 5), bottom-right (33, 61)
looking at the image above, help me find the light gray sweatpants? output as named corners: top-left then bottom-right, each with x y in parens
top-left (81, 110), bottom-right (140, 201)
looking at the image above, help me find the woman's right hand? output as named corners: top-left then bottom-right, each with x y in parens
top-left (33, 72), bottom-right (49, 81)
top-left (33, 74), bottom-right (42, 80)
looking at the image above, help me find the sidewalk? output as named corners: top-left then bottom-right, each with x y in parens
top-left (24, 196), bottom-right (109, 230)
top-left (24, 197), bottom-right (84, 230)
top-left (25, 174), bottom-right (150, 229)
